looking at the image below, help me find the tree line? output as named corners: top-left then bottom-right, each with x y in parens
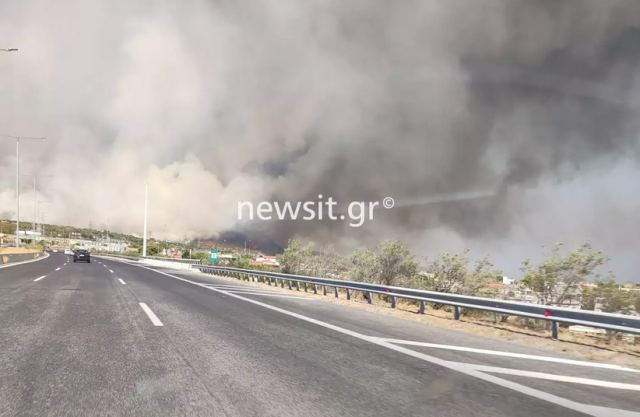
top-left (276, 239), bottom-right (640, 315)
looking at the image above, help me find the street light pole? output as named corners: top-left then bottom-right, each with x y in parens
top-left (142, 183), bottom-right (148, 257)
top-left (33, 176), bottom-right (37, 236)
top-left (16, 139), bottom-right (19, 246)
top-left (1, 135), bottom-right (47, 247)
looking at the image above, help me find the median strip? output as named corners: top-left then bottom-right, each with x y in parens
top-left (139, 302), bottom-right (163, 326)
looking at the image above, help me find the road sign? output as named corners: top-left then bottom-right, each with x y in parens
top-left (210, 249), bottom-right (219, 263)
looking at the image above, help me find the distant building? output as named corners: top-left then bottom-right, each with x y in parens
top-left (253, 254), bottom-right (279, 268)
top-left (162, 247), bottom-right (183, 258)
top-left (499, 279), bottom-right (584, 309)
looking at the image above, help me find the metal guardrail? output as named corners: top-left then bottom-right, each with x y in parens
top-left (194, 265), bottom-right (640, 338)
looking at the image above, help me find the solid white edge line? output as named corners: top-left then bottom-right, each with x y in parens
top-left (33, 275), bottom-right (46, 282)
top-left (118, 278), bottom-right (126, 285)
top-left (206, 285), bottom-right (295, 292)
top-left (205, 285), bottom-right (295, 292)
top-left (114, 261), bottom-right (637, 417)
top-left (139, 302), bottom-right (163, 326)
top-left (465, 364), bottom-right (640, 391)
top-left (0, 251), bottom-right (50, 269)
top-left (378, 338), bottom-right (640, 373)
top-left (223, 291), bottom-right (313, 300)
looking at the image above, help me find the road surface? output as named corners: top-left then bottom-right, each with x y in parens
top-left (1, 253), bottom-right (638, 416)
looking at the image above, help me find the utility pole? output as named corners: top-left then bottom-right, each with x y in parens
top-left (142, 183), bottom-right (148, 257)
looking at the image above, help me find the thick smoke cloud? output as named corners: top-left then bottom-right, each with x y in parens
top-left (1, 0), bottom-right (639, 279)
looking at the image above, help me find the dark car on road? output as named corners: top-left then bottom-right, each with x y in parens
top-left (73, 249), bottom-right (91, 263)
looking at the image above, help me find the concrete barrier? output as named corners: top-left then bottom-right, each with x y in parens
top-left (139, 257), bottom-right (197, 271)
top-left (0, 251), bottom-right (45, 266)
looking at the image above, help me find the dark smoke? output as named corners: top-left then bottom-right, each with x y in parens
top-left (1, 0), bottom-right (640, 278)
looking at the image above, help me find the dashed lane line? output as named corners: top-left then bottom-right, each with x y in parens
top-left (139, 302), bottom-right (163, 326)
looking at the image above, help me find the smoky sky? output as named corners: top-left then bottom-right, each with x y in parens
top-left (1, 0), bottom-right (640, 280)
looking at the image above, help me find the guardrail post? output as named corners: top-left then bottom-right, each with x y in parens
top-left (313, 284), bottom-right (317, 294)
top-left (281, 280), bottom-right (284, 288)
top-left (304, 283), bottom-right (308, 292)
top-left (334, 287), bottom-right (339, 298)
top-left (346, 288), bottom-right (351, 300)
top-left (419, 300), bottom-right (425, 314)
top-left (295, 281), bottom-right (300, 291)
top-left (287, 280), bottom-right (292, 290)
top-left (551, 321), bottom-right (559, 339)
top-left (390, 296), bottom-right (396, 308)
top-left (453, 306), bottom-right (461, 320)
top-left (366, 291), bottom-right (372, 304)
top-left (323, 285), bottom-right (327, 296)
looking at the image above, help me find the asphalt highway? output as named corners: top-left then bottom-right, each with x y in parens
top-left (1, 253), bottom-right (639, 417)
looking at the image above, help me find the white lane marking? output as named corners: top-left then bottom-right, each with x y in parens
top-left (208, 286), bottom-right (283, 292)
top-left (465, 364), bottom-right (640, 391)
top-left (139, 302), bottom-right (163, 326)
top-left (109, 269), bottom-right (114, 274)
top-left (55, 267), bottom-right (61, 271)
top-left (118, 278), bottom-right (126, 285)
top-left (224, 291), bottom-right (313, 300)
top-left (378, 338), bottom-right (639, 373)
top-left (203, 284), bottom-right (262, 288)
top-left (33, 275), bottom-right (46, 282)
top-left (124, 263), bottom-right (637, 417)
top-left (204, 284), bottom-right (279, 292)
top-left (219, 288), bottom-right (286, 294)
top-left (201, 284), bottom-right (310, 298)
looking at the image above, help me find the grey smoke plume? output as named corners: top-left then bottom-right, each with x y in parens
top-left (1, 0), bottom-right (639, 279)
